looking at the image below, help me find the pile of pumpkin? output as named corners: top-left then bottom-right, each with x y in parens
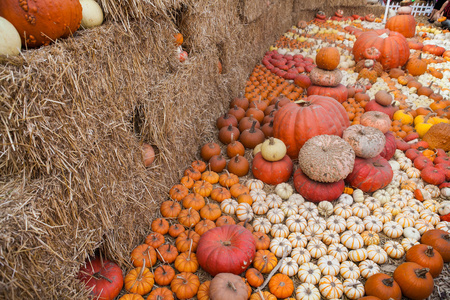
top-left (75, 8), bottom-right (450, 300)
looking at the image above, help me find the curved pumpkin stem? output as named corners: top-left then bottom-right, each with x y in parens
top-left (415, 268), bottom-right (430, 278)
top-left (256, 247), bottom-right (289, 294)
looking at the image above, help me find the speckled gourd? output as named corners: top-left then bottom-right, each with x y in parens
top-left (298, 135), bottom-right (355, 183)
top-left (309, 68), bottom-right (343, 87)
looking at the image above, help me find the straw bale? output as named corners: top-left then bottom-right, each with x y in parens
top-left (0, 0), bottom-right (378, 298)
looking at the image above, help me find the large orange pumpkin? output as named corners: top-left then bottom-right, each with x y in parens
top-left (0, 0), bottom-right (82, 47)
top-left (353, 29), bottom-right (409, 70)
top-left (385, 15), bottom-right (416, 38)
top-left (273, 95), bottom-right (350, 158)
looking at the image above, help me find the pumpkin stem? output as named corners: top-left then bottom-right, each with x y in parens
top-left (382, 277), bottom-right (394, 287)
top-left (138, 259), bottom-right (146, 280)
top-left (250, 121), bottom-right (257, 133)
top-left (424, 112), bottom-right (437, 123)
top-left (188, 238), bottom-right (193, 258)
top-left (155, 248), bottom-right (166, 264)
top-left (425, 246), bottom-right (435, 257)
top-left (227, 281), bottom-right (237, 291)
top-left (443, 233), bottom-right (450, 241)
top-left (415, 268), bottom-right (430, 278)
top-left (294, 100), bottom-right (310, 106)
top-left (269, 137), bottom-right (275, 145)
top-left (227, 124), bottom-right (233, 131)
top-left (230, 133), bottom-right (235, 144)
top-left (91, 271), bottom-right (113, 283)
top-left (156, 296), bottom-right (163, 300)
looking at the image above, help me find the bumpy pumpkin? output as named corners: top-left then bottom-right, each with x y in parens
top-left (385, 15), bottom-right (416, 38)
top-left (273, 96), bottom-right (350, 158)
top-left (298, 135), bottom-right (355, 183)
top-left (252, 153), bottom-right (293, 185)
top-left (309, 68), bottom-right (343, 87)
top-left (196, 225), bottom-right (256, 276)
top-left (353, 29), bottom-right (409, 70)
top-left (293, 168), bottom-right (345, 202)
top-left (345, 155), bottom-right (393, 193)
top-left (343, 125), bottom-right (386, 159)
top-left (422, 123), bottom-right (450, 151)
top-left (0, 0), bottom-right (82, 47)
top-left (307, 84), bottom-right (349, 103)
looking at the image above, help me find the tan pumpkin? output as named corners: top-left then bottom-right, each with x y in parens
top-left (298, 135), bottom-right (355, 183)
top-left (309, 68), bottom-right (343, 87)
top-left (343, 125), bottom-right (386, 158)
top-left (209, 273), bottom-right (249, 300)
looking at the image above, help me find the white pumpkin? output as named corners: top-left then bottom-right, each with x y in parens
top-left (438, 201), bottom-right (450, 216)
top-left (80, 0), bottom-right (104, 29)
top-left (338, 193), bottom-right (354, 206)
top-left (275, 183), bottom-right (294, 199)
top-left (403, 227), bottom-right (421, 241)
top-left (0, 17), bottom-right (21, 56)
top-left (318, 201), bottom-right (333, 217)
top-left (352, 189), bottom-right (364, 203)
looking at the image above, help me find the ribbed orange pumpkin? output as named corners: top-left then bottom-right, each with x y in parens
top-left (0, 0), bottom-right (82, 47)
top-left (385, 15), bottom-right (416, 38)
top-left (273, 95), bottom-right (350, 158)
top-left (353, 29), bottom-right (409, 70)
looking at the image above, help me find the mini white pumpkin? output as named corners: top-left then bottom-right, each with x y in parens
top-left (340, 230), bottom-right (364, 250)
top-left (359, 259), bottom-right (380, 278)
top-left (395, 213), bottom-right (415, 228)
top-left (288, 232), bottom-right (308, 248)
top-left (286, 214), bottom-right (307, 233)
top-left (252, 201), bottom-right (269, 215)
top-left (401, 237), bottom-right (419, 251)
top-left (280, 257), bottom-right (299, 276)
top-left (340, 261), bottom-right (360, 280)
top-left (296, 283), bottom-right (321, 300)
top-left (348, 248), bottom-right (368, 263)
top-left (337, 193), bottom-right (353, 206)
top-left (351, 203), bottom-right (370, 219)
top-left (307, 217), bottom-right (326, 231)
top-left (291, 247), bottom-right (311, 265)
top-left (307, 239), bottom-right (327, 259)
top-left (288, 193), bottom-right (305, 206)
top-left (303, 224), bottom-right (324, 241)
top-left (317, 255), bottom-right (340, 276)
top-left (327, 243), bottom-right (349, 263)
top-left (403, 226), bottom-right (421, 240)
top-left (441, 187), bottom-right (450, 199)
top-left (334, 204), bottom-right (352, 219)
top-left (367, 244), bottom-right (388, 264)
top-left (318, 201), bottom-right (334, 217)
top-left (424, 184), bottom-right (440, 198)
top-left (373, 207), bottom-right (392, 224)
top-left (343, 279), bottom-right (365, 300)
top-left (322, 230), bottom-right (340, 245)
top-left (275, 182), bottom-right (294, 199)
top-left (220, 198), bottom-right (238, 214)
top-left (270, 223), bottom-right (290, 238)
top-left (383, 221), bottom-right (403, 238)
top-left (326, 215), bottom-right (347, 234)
top-left (364, 197), bottom-right (381, 211)
top-left (347, 216), bottom-right (365, 233)
top-left (384, 240), bottom-right (405, 259)
top-left (319, 275), bottom-right (343, 299)
top-left (266, 207), bottom-right (285, 224)
top-left (388, 160), bottom-right (401, 171)
top-left (252, 217), bottom-right (272, 234)
top-left (415, 219), bottom-right (434, 234)
top-left (245, 179), bottom-right (264, 190)
top-left (265, 194), bottom-right (283, 208)
top-left (250, 189), bottom-right (266, 202)
top-left (352, 189), bottom-right (364, 203)
top-left (435, 221), bottom-right (450, 233)
top-left (280, 201), bottom-right (299, 217)
top-left (363, 216), bottom-right (383, 233)
top-left (298, 262), bottom-right (321, 284)
top-left (372, 189), bottom-right (391, 205)
top-left (299, 203), bottom-right (319, 219)
top-left (270, 237), bottom-right (292, 257)
top-left (437, 201), bottom-right (450, 216)
top-left (236, 202), bottom-right (254, 221)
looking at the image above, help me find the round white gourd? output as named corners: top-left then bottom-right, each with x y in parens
top-left (261, 137), bottom-right (287, 162)
top-left (80, 0), bottom-right (104, 29)
top-left (0, 17), bottom-right (21, 56)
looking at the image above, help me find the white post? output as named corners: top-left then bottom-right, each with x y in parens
top-left (383, 0), bottom-right (391, 24)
